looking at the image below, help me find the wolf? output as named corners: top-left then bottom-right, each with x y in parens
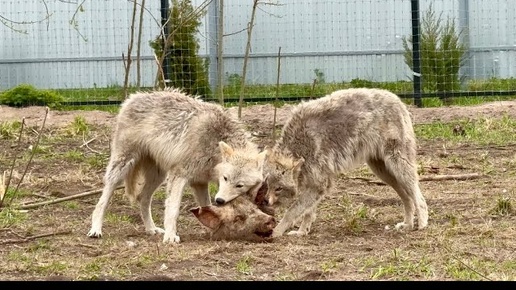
top-left (190, 175), bottom-right (276, 242)
top-left (86, 88), bottom-right (268, 244)
top-left (216, 88), bottom-right (429, 238)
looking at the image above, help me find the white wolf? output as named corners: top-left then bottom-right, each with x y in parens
top-left (216, 88), bottom-right (429, 238)
top-left (87, 88), bottom-right (267, 244)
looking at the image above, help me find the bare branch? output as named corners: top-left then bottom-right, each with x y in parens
top-left (6, 108), bottom-right (50, 207)
top-left (122, 0), bottom-right (139, 99)
top-left (348, 173), bottom-right (485, 186)
top-left (18, 186), bottom-right (124, 210)
top-left (0, 230), bottom-right (72, 245)
top-left (127, 0), bottom-right (161, 28)
top-left (223, 27), bottom-right (248, 37)
top-left (41, 0), bottom-right (51, 31)
top-left (68, 0), bottom-right (88, 42)
top-left (443, 245), bottom-right (492, 281)
top-left (136, 0), bottom-right (147, 88)
top-left (238, 0), bottom-right (259, 119)
top-left (0, 118), bottom-right (26, 208)
top-left (0, 4), bottom-right (54, 34)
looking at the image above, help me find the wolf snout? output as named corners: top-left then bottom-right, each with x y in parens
top-left (215, 197), bottom-right (226, 205)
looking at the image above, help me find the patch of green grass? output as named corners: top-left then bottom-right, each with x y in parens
top-left (208, 183), bottom-right (218, 198)
top-left (85, 155), bottom-right (108, 170)
top-left (68, 115), bottom-right (90, 136)
top-left (63, 150), bottom-right (85, 162)
top-left (320, 259), bottom-right (338, 273)
top-left (28, 239), bottom-right (52, 252)
top-left (235, 255), bottom-right (252, 275)
top-left (153, 188), bottom-right (167, 201)
top-left (0, 121), bottom-right (22, 139)
top-left (63, 201), bottom-right (80, 210)
top-left (274, 273), bottom-right (297, 281)
top-left (58, 105), bottom-right (121, 113)
top-left (339, 202), bottom-right (374, 234)
top-left (7, 250), bottom-right (32, 263)
top-left (105, 212), bottom-right (135, 224)
top-left (80, 259), bottom-right (104, 280)
top-left (0, 207), bottom-right (28, 227)
top-left (33, 261), bottom-right (68, 275)
top-left (489, 196), bottom-right (514, 216)
top-left (444, 259), bottom-right (483, 280)
top-left (369, 256), bottom-right (434, 280)
top-left (414, 115), bottom-right (516, 145)
top-left (55, 85), bottom-right (147, 102)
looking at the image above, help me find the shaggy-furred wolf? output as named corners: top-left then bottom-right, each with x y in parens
top-left (87, 88), bottom-right (268, 244)
top-left (215, 88), bottom-right (429, 238)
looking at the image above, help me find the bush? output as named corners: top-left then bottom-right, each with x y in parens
top-left (149, 0), bottom-right (211, 98)
top-left (0, 84), bottom-right (64, 108)
top-left (402, 4), bottom-right (467, 96)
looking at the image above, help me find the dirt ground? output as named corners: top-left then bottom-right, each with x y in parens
top-left (1, 100), bottom-right (516, 281)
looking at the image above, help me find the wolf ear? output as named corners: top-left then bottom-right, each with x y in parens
top-left (256, 149), bottom-right (268, 169)
top-left (264, 146), bottom-right (275, 161)
top-left (190, 207), bottom-right (221, 230)
top-left (219, 141), bottom-right (234, 161)
top-left (292, 157), bottom-right (304, 172)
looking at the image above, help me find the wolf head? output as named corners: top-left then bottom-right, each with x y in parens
top-left (213, 141), bottom-right (268, 205)
top-left (190, 186), bottom-right (276, 241)
top-left (262, 149), bottom-right (304, 206)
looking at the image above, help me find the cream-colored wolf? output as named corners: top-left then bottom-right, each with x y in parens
top-left (216, 88), bottom-right (429, 238)
top-left (87, 88), bottom-right (268, 244)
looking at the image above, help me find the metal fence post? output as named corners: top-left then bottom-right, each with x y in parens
top-left (411, 0), bottom-right (423, 108)
top-left (161, 0), bottom-right (170, 86)
top-left (207, 0), bottom-right (220, 96)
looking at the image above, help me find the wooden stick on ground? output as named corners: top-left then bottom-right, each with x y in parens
top-left (0, 230), bottom-right (72, 245)
top-left (17, 186), bottom-right (124, 210)
top-left (349, 173), bottom-right (485, 186)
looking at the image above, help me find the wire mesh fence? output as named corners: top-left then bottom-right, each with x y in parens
top-left (1, 0), bottom-right (516, 108)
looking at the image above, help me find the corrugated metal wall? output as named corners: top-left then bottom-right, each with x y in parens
top-left (0, 0), bottom-right (161, 89)
top-left (1, 0), bottom-right (515, 91)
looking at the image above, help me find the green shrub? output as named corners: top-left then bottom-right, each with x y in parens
top-left (0, 84), bottom-right (64, 108)
top-left (402, 4), bottom-right (467, 96)
top-left (149, 0), bottom-right (211, 98)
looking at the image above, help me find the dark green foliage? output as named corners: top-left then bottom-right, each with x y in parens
top-left (349, 78), bottom-right (375, 88)
top-left (0, 84), bottom-right (64, 108)
top-left (150, 0), bottom-right (211, 98)
top-left (403, 4), bottom-right (467, 95)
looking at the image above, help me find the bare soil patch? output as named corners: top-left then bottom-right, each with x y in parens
top-left (1, 101), bottom-right (515, 281)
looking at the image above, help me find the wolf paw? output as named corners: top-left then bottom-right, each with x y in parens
top-left (87, 228), bottom-right (102, 238)
top-left (394, 222), bottom-right (414, 231)
top-left (162, 233), bottom-right (181, 244)
top-left (287, 230), bottom-right (308, 236)
top-left (146, 227), bottom-right (165, 235)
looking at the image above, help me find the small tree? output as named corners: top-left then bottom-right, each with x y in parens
top-left (403, 4), bottom-right (467, 99)
top-left (150, 0), bottom-right (211, 97)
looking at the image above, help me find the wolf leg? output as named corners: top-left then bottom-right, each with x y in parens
top-left (162, 175), bottom-right (188, 244)
top-left (88, 154), bottom-right (137, 238)
top-left (368, 155), bottom-right (428, 231)
top-left (190, 182), bottom-right (211, 207)
top-left (136, 159), bottom-right (167, 235)
top-left (287, 206), bottom-right (318, 236)
top-left (272, 186), bottom-right (320, 238)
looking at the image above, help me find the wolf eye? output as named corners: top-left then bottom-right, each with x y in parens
top-left (223, 176), bottom-right (228, 181)
top-left (236, 184), bottom-right (243, 188)
top-left (281, 170), bottom-right (287, 175)
top-left (275, 187), bottom-right (283, 192)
